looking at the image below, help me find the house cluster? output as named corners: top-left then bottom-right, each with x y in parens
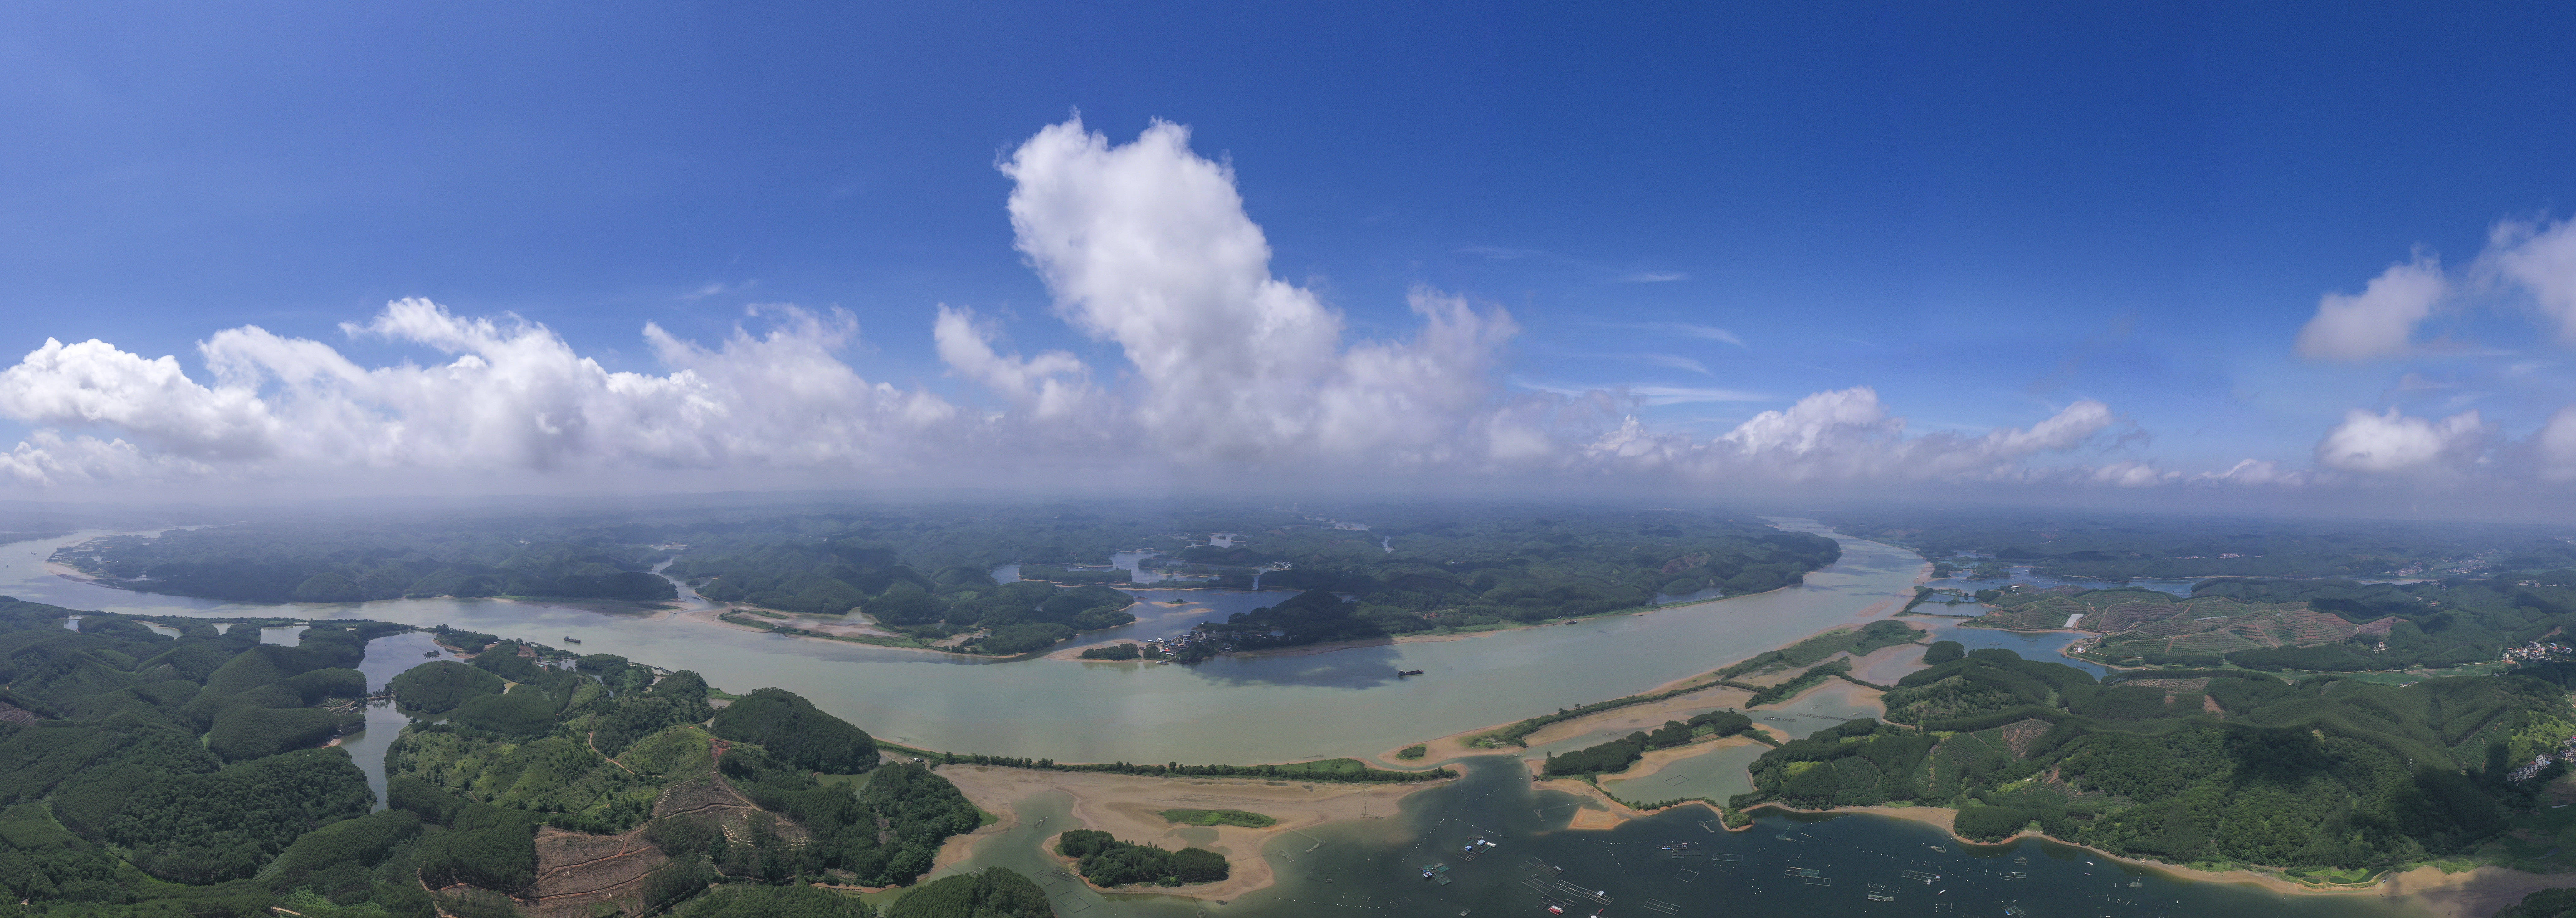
top-left (2505, 641), bottom-right (2575, 664)
top-left (2509, 732), bottom-right (2576, 783)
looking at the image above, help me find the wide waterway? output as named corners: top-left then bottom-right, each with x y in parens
top-left (2, 528), bottom-right (2457, 916)
top-left (3, 519), bottom-right (1919, 764)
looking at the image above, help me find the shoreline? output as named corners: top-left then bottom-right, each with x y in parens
top-left (1370, 602), bottom-right (1920, 769)
top-left (931, 763), bottom-right (1437, 904)
top-left (1732, 803), bottom-right (2575, 918)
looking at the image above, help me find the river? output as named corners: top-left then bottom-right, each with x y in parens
top-left (0, 525), bottom-right (2430, 916)
top-left (0, 519), bottom-right (1925, 764)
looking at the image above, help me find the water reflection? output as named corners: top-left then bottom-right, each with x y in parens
top-left (339, 630), bottom-right (448, 810)
top-left (1923, 621), bottom-right (2109, 678)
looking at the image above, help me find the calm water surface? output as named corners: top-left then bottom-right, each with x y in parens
top-left (0, 520), bottom-right (1927, 764)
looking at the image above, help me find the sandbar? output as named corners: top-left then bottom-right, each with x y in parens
top-left (931, 764), bottom-right (1440, 902)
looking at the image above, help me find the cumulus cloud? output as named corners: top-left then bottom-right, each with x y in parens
top-left (0, 299), bottom-right (971, 485)
top-left (2295, 255), bottom-right (2448, 361)
top-left (0, 117), bottom-right (2145, 494)
top-left (1000, 117), bottom-right (1535, 468)
top-left (931, 305), bottom-right (1097, 421)
top-left (2482, 217), bottom-right (2576, 344)
top-left (2536, 406), bottom-right (2576, 482)
top-left (1581, 388), bottom-right (2121, 483)
top-left (2314, 407), bottom-right (2491, 475)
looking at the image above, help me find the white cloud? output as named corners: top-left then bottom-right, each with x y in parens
top-left (1664, 324), bottom-right (1746, 347)
top-left (1633, 354), bottom-right (1708, 375)
top-left (1000, 117), bottom-right (1533, 469)
top-left (2295, 255), bottom-right (2448, 361)
top-left (2482, 218), bottom-right (2576, 344)
top-left (2314, 407), bottom-right (2490, 475)
top-left (0, 117), bottom-right (2156, 495)
top-left (2090, 462), bottom-right (2175, 488)
top-left (2537, 406), bottom-right (2576, 482)
top-left (0, 431), bottom-right (209, 487)
top-left (931, 305), bottom-right (1096, 420)
top-left (1630, 386), bottom-right (1768, 406)
top-left (1618, 272), bottom-right (1689, 283)
top-left (1581, 388), bottom-right (2121, 483)
top-left (0, 299), bottom-right (973, 484)
top-left (2191, 458), bottom-right (2312, 487)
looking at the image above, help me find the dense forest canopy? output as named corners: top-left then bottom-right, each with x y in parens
top-left (61, 526), bottom-right (675, 603)
top-left (0, 585), bottom-right (1018, 915)
top-left (1734, 641), bottom-right (2570, 873)
top-left (58, 503), bottom-right (1840, 665)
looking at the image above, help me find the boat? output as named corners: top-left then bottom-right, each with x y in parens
top-left (563, 636), bottom-right (582, 644)
top-left (1397, 669), bottom-right (1425, 677)
top-left (422, 650), bottom-right (439, 658)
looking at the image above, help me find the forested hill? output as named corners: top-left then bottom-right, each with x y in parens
top-left (665, 506), bottom-right (1837, 651)
top-left (1968, 575), bottom-right (2576, 672)
top-left (1736, 642), bottom-right (2570, 874)
top-left (61, 525), bottom-right (676, 603)
top-left (1824, 510), bottom-right (2576, 581)
top-left (42, 505), bottom-right (1833, 625)
top-left (0, 597), bottom-right (391, 911)
top-left (0, 596), bottom-right (1032, 914)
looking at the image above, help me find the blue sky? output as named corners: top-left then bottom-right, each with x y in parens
top-left (5, 3), bottom-right (2576, 511)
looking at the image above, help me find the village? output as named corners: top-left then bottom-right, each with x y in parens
top-left (2505, 640), bottom-right (2576, 665)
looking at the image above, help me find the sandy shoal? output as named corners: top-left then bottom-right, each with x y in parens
top-left (42, 561), bottom-right (102, 584)
top-left (674, 606), bottom-right (985, 658)
top-left (1367, 609), bottom-right (1916, 769)
top-left (931, 764), bottom-right (1439, 902)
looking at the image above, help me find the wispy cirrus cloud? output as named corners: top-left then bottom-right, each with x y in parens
top-left (1617, 271), bottom-right (1689, 283)
top-left (1513, 378), bottom-right (1769, 406)
top-left (1601, 322), bottom-right (1745, 348)
top-left (1632, 353), bottom-right (1709, 375)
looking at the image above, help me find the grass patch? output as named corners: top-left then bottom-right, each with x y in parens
top-left (1159, 808), bottom-right (1276, 828)
top-left (1395, 744), bottom-right (1427, 760)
